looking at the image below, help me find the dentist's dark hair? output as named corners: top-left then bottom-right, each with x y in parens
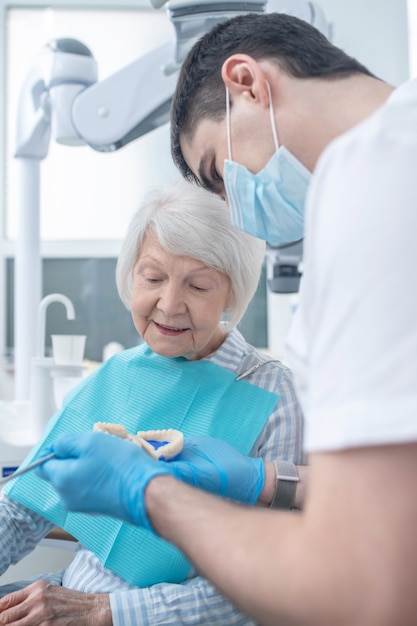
top-left (171, 12), bottom-right (375, 183)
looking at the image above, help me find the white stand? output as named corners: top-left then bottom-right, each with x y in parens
top-left (14, 159), bottom-right (41, 400)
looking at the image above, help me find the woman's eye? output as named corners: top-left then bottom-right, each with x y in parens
top-left (191, 285), bottom-right (207, 292)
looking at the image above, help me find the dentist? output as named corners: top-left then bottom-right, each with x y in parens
top-left (37, 13), bottom-right (417, 626)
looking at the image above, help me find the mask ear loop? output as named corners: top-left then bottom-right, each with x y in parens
top-left (265, 80), bottom-right (279, 151)
top-left (225, 86), bottom-right (233, 160)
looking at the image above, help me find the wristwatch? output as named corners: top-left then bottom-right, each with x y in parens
top-left (269, 460), bottom-right (299, 510)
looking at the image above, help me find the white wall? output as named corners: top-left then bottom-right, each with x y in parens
top-left (318, 0), bottom-right (410, 84)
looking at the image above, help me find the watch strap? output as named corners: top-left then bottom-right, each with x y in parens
top-left (269, 460), bottom-right (299, 510)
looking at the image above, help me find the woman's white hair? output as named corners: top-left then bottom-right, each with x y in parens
top-left (116, 178), bottom-right (266, 330)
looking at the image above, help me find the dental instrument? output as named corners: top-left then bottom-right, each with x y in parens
top-left (0, 453), bottom-right (56, 486)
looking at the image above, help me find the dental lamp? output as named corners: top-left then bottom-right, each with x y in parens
top-left (13, 0), bottom-right (330, 399)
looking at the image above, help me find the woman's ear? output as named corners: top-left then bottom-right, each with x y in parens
top-left (225, 288), bottom-right (236, 312)
top-left (221, 54), bottom-right (270, 107)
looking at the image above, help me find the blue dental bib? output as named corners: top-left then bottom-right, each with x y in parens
top-left (5, 344), bottom-right (279, 586)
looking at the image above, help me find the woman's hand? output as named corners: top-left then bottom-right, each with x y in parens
top-left (0, 581), bottom-right (111, 625)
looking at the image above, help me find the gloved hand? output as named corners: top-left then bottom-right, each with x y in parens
top-left (169, 436), bottom-right (265, 505)
top-left (35, 431), bottom-right (170, 530)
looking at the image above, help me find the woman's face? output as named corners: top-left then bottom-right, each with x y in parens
top-left (131, 232), bottom-right (233, 360)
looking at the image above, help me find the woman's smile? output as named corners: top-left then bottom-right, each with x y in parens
top-left (131, 232), bottom-right (232, 360)
top-left (152, 321), bottom-right (190, 336)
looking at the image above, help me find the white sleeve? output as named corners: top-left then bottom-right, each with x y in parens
top-left (288, 125), bottom-right (417, 451)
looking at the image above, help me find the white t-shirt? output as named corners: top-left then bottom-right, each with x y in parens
top-left (286, 78), bottom-right (417, 452)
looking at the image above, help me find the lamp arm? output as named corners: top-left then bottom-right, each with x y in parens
top-left (71, 41), bottom-right (179, 152)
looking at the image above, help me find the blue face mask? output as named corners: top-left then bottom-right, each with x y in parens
top-left (223, 82), bottom-right (311, 244)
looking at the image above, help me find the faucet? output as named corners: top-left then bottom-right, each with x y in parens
top-left (37, 294), bottom-right (75, 358)
top-left (31, 293), bottom-right (81, 439)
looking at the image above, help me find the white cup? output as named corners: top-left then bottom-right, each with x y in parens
top-left (51, 334), bottom-right (86, 366)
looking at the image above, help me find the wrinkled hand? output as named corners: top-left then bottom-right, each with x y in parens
top-left (0, 580), bottom-right (111, 626)
top-left (169, 436), bottom-right (265, 505)
top-left (35, 431), bottom-right (170, 529)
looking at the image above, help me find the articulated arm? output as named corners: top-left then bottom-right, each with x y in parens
top-left (72, 41), bottom-right (179, 152)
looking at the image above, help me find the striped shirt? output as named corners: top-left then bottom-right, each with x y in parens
top-left (0, 328), bottom-right (304, 625)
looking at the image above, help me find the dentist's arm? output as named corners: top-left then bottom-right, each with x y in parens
top-left (36, 432), bottom-right (267, 529)
top-left (37, 434), bottom-right (417, 624)
top-left (145, 443), bottom-right (417, 626)
top-left (36, 432), bottom-right (305, 523)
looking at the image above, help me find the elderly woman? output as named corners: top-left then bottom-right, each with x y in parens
top-left (0, 178), bottom-right (304, 626)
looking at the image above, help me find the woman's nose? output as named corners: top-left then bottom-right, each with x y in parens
top-left (157, 283), bottom-right (186, 315)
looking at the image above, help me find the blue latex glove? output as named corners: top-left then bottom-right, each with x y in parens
top-left (35, 431), bottom-right (170, 530)
top-left (169, 436), bottom-right (265, 505)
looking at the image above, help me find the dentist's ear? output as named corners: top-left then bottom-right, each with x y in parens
top-left (221, 54), bottom-right (270, 107)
